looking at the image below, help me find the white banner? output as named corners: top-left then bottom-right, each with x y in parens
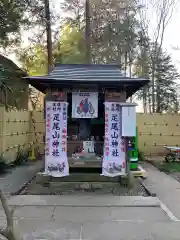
top-left (72, 92), bottom-right (98, 118)
top-left (102, 102), bottom-right (126, 177)
top-left (45, 101), bottom-right (69, 177)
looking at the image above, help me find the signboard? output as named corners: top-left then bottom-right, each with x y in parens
top-left (45, 101), bottom-right (69, 177)
top-left (101, 102), bottom-right (126, 177)
top-left (121, 105), bottom-right (136, 137)
top-left (72, 92), bottom-right (98, 118)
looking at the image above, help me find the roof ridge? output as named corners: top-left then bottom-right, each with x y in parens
top-left (54, 63), bottom-right (121, 68)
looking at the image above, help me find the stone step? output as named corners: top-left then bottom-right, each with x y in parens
top-left (51, 173), bottom-right (120, 183)
top-left (35, 172), bottom-right (120, 184)
top-left (49, 181), bottom-right (121, 191)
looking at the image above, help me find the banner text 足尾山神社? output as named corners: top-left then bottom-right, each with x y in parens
top-left (102, 102), bottom-right (126, 177)
top-left (45, 101), bottom-right (69, 177)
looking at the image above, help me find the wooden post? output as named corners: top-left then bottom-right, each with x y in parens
top-left (0, 105), bottom-right (6, 156)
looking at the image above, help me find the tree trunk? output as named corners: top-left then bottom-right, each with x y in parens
top-left (78, 0), bottom-right (92, 141)
top-left (129, 61), bottom-right (133, 102)
top-left (142, 87), bottom-right (147, 113)
top-left (45, 0), bottom-right (53, 73)
top-left (148, 86), bottom-right (151, 113)
top-left (85, 0), bottom-right (91, 64)
top-left (151, 62), bottom-right (155, 113)
top-left (124, 52), bottom-right (128, 76)
top-left (156, 82), bottom-right (160, 112)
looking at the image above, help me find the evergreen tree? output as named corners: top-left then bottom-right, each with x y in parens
top-left (0, 0), bottom-right (46, 47)
top-left (134, 42), bottom-right (179, 113)
top-left (155, 50), bottom-right (179, 113)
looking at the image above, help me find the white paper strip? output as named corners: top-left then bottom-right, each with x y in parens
top-left (101, 102), bottom-right (126, 177)
top-left (45, 101), bottom-right (69, 177)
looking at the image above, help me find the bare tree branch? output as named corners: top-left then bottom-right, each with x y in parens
top-left (136, 0), bottom-right (179, 112)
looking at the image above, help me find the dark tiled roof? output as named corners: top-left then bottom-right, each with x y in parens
top-left (25, 64), bottom-right (147, 82)
top-left (24, 64), bottom-right (149, 97)
top-left (49, 64), bottom-right (125, 81)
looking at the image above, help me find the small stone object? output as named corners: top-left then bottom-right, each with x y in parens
top-left (81, 182), bottom-right (91, 190)
top-left (75, 182), bottom-right (91, 191)
top-left (92, 183), bottom-right (102, 189)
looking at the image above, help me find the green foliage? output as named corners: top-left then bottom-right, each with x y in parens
top-left (17, 23), bottom-right (86, 75)
top-left (0, 0), bottom-right (46, 47)
top-left (153, 161), bottom-right (180, 173)
top-left (154, 50), bottom-right (179, 113)
top-left (0, 0), bottom-right (26, 46)
top-left (54, 24), bottom-right (86, 64)
top-left (13, 147), bottom-right (28, 166)
top-left (16, 45), bottom-right (47, 76)
top-left (0, 155), bottom-right (8, 173)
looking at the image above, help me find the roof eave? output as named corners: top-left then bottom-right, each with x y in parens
top-left (24, 76), bottom-right (149, 83)
top-left (26, 78), bottom-right (149, 99)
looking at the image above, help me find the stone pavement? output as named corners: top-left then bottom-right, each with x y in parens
top-left (10, 220), bottom-right (180, 240)
top-left (142, 162), bottom-right (180, 220)
top-left (7, 195), bottom-right (161, 207)
top-left (0, 160), bottom-right (43, 197)
top-left (0, 195), bottom-right (177, 240)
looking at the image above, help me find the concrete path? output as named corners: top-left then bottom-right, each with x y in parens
top-left (0, 195), bottom-right (175, 240)
top-left (7, 195), bottom-right (161, 207)
top-left (142, 162), bottom-right (180, 220)
top-left (2, 218), bottom-right (179, 240)
top-left (0, 160), bottom-right (43, 197)
top-left (0, 218), bottom-right (179, 240)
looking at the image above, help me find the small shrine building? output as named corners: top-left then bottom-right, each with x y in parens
top-left (25, 64), bottom-right (149, 169)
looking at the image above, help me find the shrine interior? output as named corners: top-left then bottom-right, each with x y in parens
top-left (67, 92), bottom-right (105, 156)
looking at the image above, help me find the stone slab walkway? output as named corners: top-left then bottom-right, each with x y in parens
top-left (142, 162), bottom-right (180, 219)
top-left (0, 219), bottom-right (179, 240)
top-left (7, 195), bottom-right (160, 207)
top-left (0, 160), bottom-right (43, 197)
top-left (0, 196), bottom-right (173, 240)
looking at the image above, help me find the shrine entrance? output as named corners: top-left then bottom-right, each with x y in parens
top-left (67, 91), bottom-right (105, 159)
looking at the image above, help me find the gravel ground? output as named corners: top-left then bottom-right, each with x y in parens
top-left (20, 177), bottom-right (148, 196)
top-left (170, 172), bottom-right (180, 182)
